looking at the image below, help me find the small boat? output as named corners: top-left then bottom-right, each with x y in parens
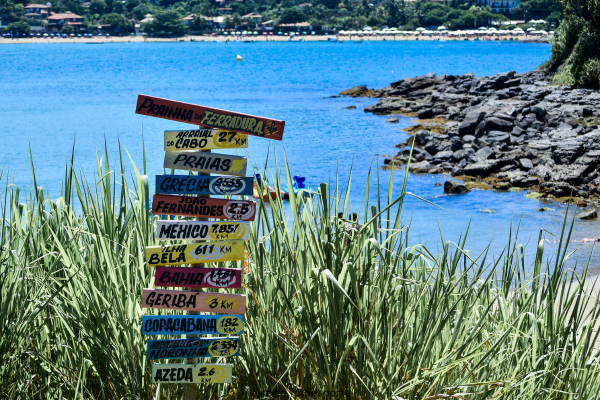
top-left (283, 175), bottom-right (312, 197)
top-left (253, 174), bottom-right (289, 202)
top-left (328, 36), bottom-right (338, 42)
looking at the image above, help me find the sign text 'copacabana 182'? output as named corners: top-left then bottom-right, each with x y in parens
top-left (165, 130), bottom-right (248, 151)
top-left (146, 240), bottom-right (245, 266)
top-left (164, 151), bottom-right (247, 177)
top-left (155, 175), bottom-right (253, 196)
top-left (152, 194), bottom-right (256, 221)
top-left (152, 363), bottom-right (233, 384)
top-left (155, 266), bottom-right (242, 289)
top-left (147, 337), bottom-right (240, 360)
top-left (141, 289), bottom-right (246, 314)
top-left (143, 315), bottom-right (244, 335)
top-left (135, 94), bottom-right (284, 140)
top-left (156, 220), bottom-right (250, 241)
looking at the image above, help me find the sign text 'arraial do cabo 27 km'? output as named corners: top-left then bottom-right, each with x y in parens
top-left (135, 94), bottom-right (285, 386)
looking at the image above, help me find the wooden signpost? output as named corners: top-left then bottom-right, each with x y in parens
top-left (156, 221), bottom-right (250, 241)
top-left (152, 364), bottom-right (233, 384)
top-left (148, 337), bottom-right (240, 360)
top-left (155, 267), bottom-right (242, 289)
top-left (143, 315), bottom-right (244, 335)
top-left (136, 94), bottom-right (285, 140)
top-left (164, 151), bottom-right (248, 176)
top-left (165, 130), bottom-right (248, 151)
top-left (156, 175), bottom-right (254, 196)
top-left (145, 241), bottom-right (246, 266)
top-left (136, 95), bottom-right (284, 395)
top-left (152, 194), bottom-right (256, 221)
top-left (141, 289), bottom-right (246, 314)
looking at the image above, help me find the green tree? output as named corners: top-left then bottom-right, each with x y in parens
top-left (386, 0), bottom-right (407, 26)
top-left (280, 7), bottom-right (305, 23)
top-left (143, 10), bottom-right (186, 35)
top-left (60, 23), bottom-right (75, 33)
top-left (132, 3), bottom-right (151, 20)
top-left (191, 14), bottom-right (207, 30)
top-left (89, 0), bottom-right (108, 14)
top-left (230, 1), bottom-right (246, 14)
top-left (101, 13), bottom-right (133, 32)
top-left (6, 19), bottom-right (30, 35)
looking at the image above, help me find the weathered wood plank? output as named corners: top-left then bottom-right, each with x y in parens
top-left (151, 363), bottom-right (233, 384)
top-left (142, 315), bottom-right (244, 335)
top-left (147, 337), bottom-right (240, 360)
top-left (145, 241), bottom-right (246, 266)
top-left (156, 220), bottom-right (250, 241)
top-left (164, 151), bottom-right (247, 176)
top-left (152, 194), bottom-right (256, 221)
top-left (141, 289), bottom-right (246, 314)
top-left (135, 94), bottom-right (284, 140)
top-left (155, 175), bottom-right (253, 196)
top-left (154, 267), bottom-right (242, 289)
top-left (165, 130), bottom-right (248, 151)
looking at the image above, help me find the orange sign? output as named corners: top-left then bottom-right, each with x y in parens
top-left (135, 95), bottom-right (285, 140)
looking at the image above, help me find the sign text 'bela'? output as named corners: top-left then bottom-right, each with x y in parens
top-left (165, 130), bottom-right (248, 151)
top-left (143, 315), bottom-right (243, 335)
top-left (164, 151), bottom-right (247, 177)
top-left (145, 241), bottom-right (245, 266)
top-left (136, 95), bottom-right (284, 140)
top-left (142, 289), bottom-right (246, 314)
top-left (155, 175), bottom-right (253, 196)
top-left (156, 220), bottom-right (250, 241)
top-left (147, 337), bottom-right (240, 360)
top-left (152, 194), bottom-right (255, 221)
top-left (151, 363), bottom-right (233, 384)
top-left (155, 266), bottom-right (241, 289)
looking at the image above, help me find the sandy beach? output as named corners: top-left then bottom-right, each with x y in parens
top-left (0, 34), bottom-right (549, 44)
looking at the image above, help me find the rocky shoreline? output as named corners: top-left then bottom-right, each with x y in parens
top-left (341, 71), bottom-right (600, 208)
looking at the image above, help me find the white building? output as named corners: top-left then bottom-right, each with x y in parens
top-left (477, 0), bottom-right (521, 14)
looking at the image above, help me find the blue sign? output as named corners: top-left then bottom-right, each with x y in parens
top-left (147, 337), bottom-right (240, 360)
top-left (142, 315), bottom-right (244, 336)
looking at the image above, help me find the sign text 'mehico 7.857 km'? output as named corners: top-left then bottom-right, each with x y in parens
top-left (136, 94), bottom-right (285, 391)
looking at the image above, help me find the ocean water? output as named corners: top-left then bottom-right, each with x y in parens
top-left (2, 40), bottom-right (597, 272)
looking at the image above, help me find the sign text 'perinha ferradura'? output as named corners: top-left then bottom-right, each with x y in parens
top-left (135, 95), bottom-right (284, 140)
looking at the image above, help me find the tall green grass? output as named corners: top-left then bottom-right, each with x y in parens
top-left (1, 144), bottom-right (599, 399)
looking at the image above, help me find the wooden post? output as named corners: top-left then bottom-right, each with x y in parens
top-left (182, 148), bottom-right (210, 400)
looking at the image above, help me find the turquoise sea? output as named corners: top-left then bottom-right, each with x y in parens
top-left (2, 41), bottom-right (596, 271)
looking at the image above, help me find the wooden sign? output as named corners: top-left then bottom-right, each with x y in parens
top-left (156, 220), bottom-right (250, 241)
top-left (164, 151), bottom-right (247, 177)
top-left (135, 94), bottom-right (285, 140)
top-left (143, 315), bottom-right (244, 335)
top-left (165, 130), bottom-right (248, 151)
top-left (155, 175), bottom-right (254, 196)
top-left (152, 194), bottom-right (256, 221)
top-left (148, 337), bottom-right (240, 360)
top-left (141, 289), bottom-right (246, 314)
top-left (145, 241), bottom-right (245, 266)
top-left (152, 363), bottom-right (233, 384)
top-left (155, 267), bottom-right (242, 289)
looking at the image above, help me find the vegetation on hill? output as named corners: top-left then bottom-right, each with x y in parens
top-left (545, 0), bottom-right (600, 88)
top-left (1, 145), bottom-right (599, 399)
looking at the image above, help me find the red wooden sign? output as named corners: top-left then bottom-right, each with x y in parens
top-left (155, 267), bottom-right (242, 289)
top-left (135, 95), bottom-right (284, 140)
top-left (152, 194), bottom-right (256, 221)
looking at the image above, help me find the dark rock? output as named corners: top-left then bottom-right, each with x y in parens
top-left (386, 117), bottom-right (400, 123)
top-left (414, 130), bottom-right (431, 146)
top-left (518, 118), bottom-right (535, 129)
top-left (564, 117), bottom-right (579, 128)
top-left (523, 106), bottom-right (546, 117)
top-left (576, 209), bottom-right (597, 220)
top-left (473, 146), bottom-right (494, 161)
top-left (487, 131), bottom-right (511, 144)
top-left (434, 150), bottom-right (454, 160)
top-left (550, 165), bottom-right (590, 184)
top-left (458, 111), bottom-right (485, 136)
top-left (418, 109), bottom-right (435, 119)
top-left (511, 126), bottom-right (525, 136)
top-left (462, 135), bottom-right (476, 143)
top-left (463, 159), bottom-right (512, 177)
top-left (341, 85), bottom-right (369, 97)
top-left (528, 165), bottom-right (552, 181)
top-left (451, 149), bottom-right (469, 162)
top-left (582, 108), bottom-right (593, 117)
top-left (444, 179), bottom-right (470, 194)
top-left (345, 106), bottom-right (357, 109)
top-left (483, 117), bottom-right (514, 133)
top-left (450, 138), bottom-right (463, 151)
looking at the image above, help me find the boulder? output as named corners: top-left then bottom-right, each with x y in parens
top-left (340, 85), bottom-right (369, 97)
top-left (434, 150), bottom-right (454, 160)
top-left (550, 165), bottom-right (590, 184)
top-left (463, 159), bottom-right (511, 177)
top-left (582, 108), bottom-right (593, 117)
top-left (444, 179), bottom-right (470, 194)
top-left (487, 131), bottom-right (511, 144)
top-left (576, 209), bottom-right (597, 220)
top-left (458, 111), bottom-right (485, 136)
top-left (386, 117), bottom-right (400, 123)
top-left (462, 135), bottom-right (476, 143)
top-left (418, 109), bottom-right (435, 119)
top-left (519, 158), bottom-right (534, 170)
top-left (473, 146), bottom-right (494, 161)
top-left (528, 165), bottom-right (552, 181)
top-left (483, 117), bottom-right (514, 132)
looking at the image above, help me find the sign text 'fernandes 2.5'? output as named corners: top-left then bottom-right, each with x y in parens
top-left (143, 315), bottom-right (244, 335)
top-left (141, 289), bottom-right (246, 314)
top-left (136, 95), bottom-right (284, 140)
top-left (152, 194), bottom-right (256, 221)
top-left (145, 240), bottom-right (245, 266)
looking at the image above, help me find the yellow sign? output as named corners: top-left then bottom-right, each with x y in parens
top-left (165, 130), bottom-right (248, 151)
top-left (164, 151), bottom-right (248, 177)
top-left (151, 363), bottom-right (233, 384)
top-left (145, 241), bottom-right (245, 266)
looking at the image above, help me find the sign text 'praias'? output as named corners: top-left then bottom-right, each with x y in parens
top-left (135, 95), bottom-right (284, 140)
top-left (164, 151), bottom-right (247, 177)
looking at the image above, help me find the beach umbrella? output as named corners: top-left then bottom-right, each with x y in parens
top-left (438, 26), bottom-right (447, 30)
top-left (130, 32), bottom-right (135, 36)
top-left (527, 27), bottom-right (535, 31)
top-left (416, 27), bottom-right (425, 31)
top-left (302, 31), bottom-right (307, 35)
top-left (311, 31), bottom-right (315, 35)
top-left (253, 31), bottom-right (258, 35)
top-left (278, 31), bottom-right (283, 35)
top-left (43, 33), bottom-right (48, 37)
top-left (77, 34), bottom-right (82, 37)
top-left (262, 32), bottom-right (267, 35)
top-left (29, 33), bottom-right (34, 36)
top-left (223, 32), bottom-right (228, 35)
top-left (269, 32), bottom-right (273, 35)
